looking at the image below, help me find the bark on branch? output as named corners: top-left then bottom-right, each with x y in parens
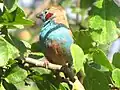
top-left (24, 57), bottom-right (85, 90)
top-left (25, 57), bottom-right (62, 70)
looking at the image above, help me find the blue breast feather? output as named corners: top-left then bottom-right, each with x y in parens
top-left (39, 20), bottom-right (73, 65)
top-left (40, 20), bottom-right (73, 50)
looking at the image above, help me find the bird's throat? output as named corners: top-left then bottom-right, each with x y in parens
top-left (45, 13), bottom-right (54, 21)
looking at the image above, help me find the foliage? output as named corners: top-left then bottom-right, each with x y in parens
top-left (0, 0), bottom-right (120, 90)
top-left (70, 43), bottom-right (85, 73)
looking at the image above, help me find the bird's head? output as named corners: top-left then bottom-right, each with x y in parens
top-left (36, 9), bottom-right (55, 22)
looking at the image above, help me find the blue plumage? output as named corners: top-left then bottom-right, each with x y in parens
top-left (38, 10), bottom-right (74, 67)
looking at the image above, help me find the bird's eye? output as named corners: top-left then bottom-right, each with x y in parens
top-left (45, 11), bottom-right (47, 14)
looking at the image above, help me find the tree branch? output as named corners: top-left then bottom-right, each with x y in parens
top-left (24, 57), bottom-right (85, 90)
top-left (25, 57), bottom-right (62, 70)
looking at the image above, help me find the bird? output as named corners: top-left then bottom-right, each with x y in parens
top-left (36, 9), bottom-right (74, 69)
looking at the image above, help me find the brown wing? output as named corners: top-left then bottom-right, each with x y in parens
top-left (48, 5), bottom-right (69, 27)
top-left (48, 5), bottom-right (73, 36)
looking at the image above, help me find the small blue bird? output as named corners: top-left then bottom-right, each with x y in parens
top-left (37, 9), bottom-right (74, 68)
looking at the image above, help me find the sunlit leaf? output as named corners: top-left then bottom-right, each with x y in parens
top-left (21, 40), bottom-right (31, 49)
top-left (89, 0), bottom-right (120, 44)
top-left (112, 68), bottom-right (120, 88)
top-left (90, 20), bottom-right (118, 44)
top-left (61, 82), bottom-right (70, 90)
top-left (13, 25), bottom-right (24, 29)
top-left (15, 80), bottom-right (39, 90)
top-left (94, 0), bottom-right (103, 8)
top-left (0, 83), bottom-right (5, 90)
top-left (89, 15), bottom-right (104, 30)
top-left (30, 67), bottom-right (51, 75)
top-left (72, 78), bottom-right (85, 90)
top-left (0, 36), bottom-right (19, 67)
top-left (6, 66), bottom-right (28, 84)
top-left (70, 44), bottom-right (85, 73)
top-left (12, 81), bottom-right (25, 90)
top-left (0, 7), bottom-right (33, 26)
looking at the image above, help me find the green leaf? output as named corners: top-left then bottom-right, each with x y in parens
top-left (6, 66), bottom-right (28, 84)
top-left (3, 0), bottom-right (18, 13)
top-left (0, 83), bottom-right (5, 90)
top-left (89, 15), bottom-right (104, 30)
top-left (33, 74), bottom-right (62, 90)
top-left (31, 41), bottom-right (42, 52)
top-left (12, 7), bottom-right (33, 25)
top-left (13, 25), bottom-right (24, 29)
top-left (83, 62), bottom-right (109, 90)
top-left (30, 67), bottom-right (52, 75)
top-left (112, 68), bottom-right (120, 88)
top-left (0, 7), bottom-right (33, 26)
top-left (58, 83), bottom-right (68, 90)
top-left (73, 30), bottom-right (93, 53)
top-left (70, 44), bottom-right (85, 73)
top-left (90, 20), bottom-right (118, 44)
top-left (30, 52), bottom-right (44, 57)
top-left (61, 82), bottom-right (70, 90)
top-left (14, 81), bottom-right (25, 89)
top-left (21, 40), bottom-right (31, 49)
top-left (0, 36), bottom-right (19, 67)
top-left (94, 0), bottom-right (103, 8)
top-left (90, 0), bottom-right (120, 21)
top-left (15, 80), bottom-right (39, 90)
top-left (93, 49), bottom-right (113, 71)
top-left (8, 59), bottom-right (17, 66)
top-left (31, 73), bottom-right (69, 90)
top-left (89, 0), bottom-right (120, 44)
top-left (72, 79), bottom-right (85, 90)
top-left (2, 79), bottom-right (17, 90)
top-left (8, 35), bottom-right (27, 55)
top-left (18, 85), bottom-right (39, 90)
top-left (112, 53), bottom-right (120, 69)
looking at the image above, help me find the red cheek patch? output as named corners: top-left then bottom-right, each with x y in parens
top-left (45, 13), bottom-right (53, 20)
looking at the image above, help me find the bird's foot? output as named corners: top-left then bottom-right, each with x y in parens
top-left (40, 57), bottom-right (49, 68)
top-left (43, 59), bottom-right (49, 68)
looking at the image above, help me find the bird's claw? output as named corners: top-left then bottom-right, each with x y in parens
top-left (43, 60), bottom-right (49, 68)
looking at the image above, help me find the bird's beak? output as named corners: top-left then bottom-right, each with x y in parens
top-left (36, 13), bottom-right (43, 19)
